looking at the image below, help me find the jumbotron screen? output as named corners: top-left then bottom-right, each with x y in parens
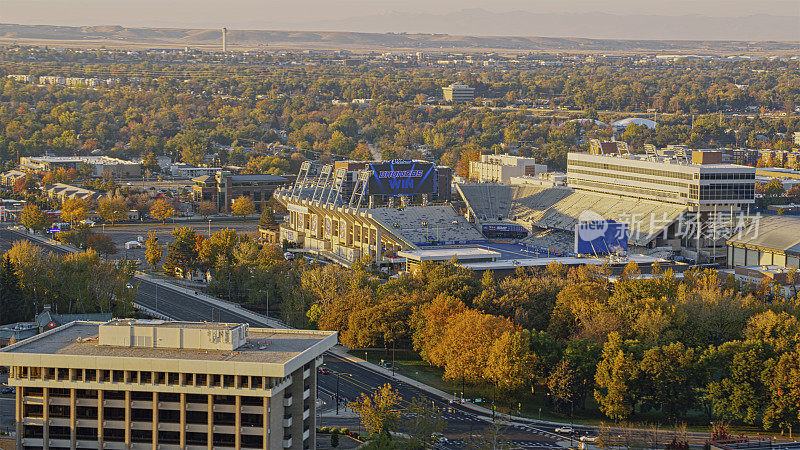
top-left (366, 160), bottom-right (436, 196)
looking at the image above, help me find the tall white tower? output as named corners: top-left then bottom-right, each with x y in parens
top-left (222, 27), bottom-right (228, 52)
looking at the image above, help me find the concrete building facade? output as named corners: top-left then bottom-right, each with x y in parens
top-left (0, 319), bottom-right (337, 450)
top-left (442, 84), bottom-right (475, 102)
top-left (566, 152), bottom-right (756, 212)
top-left (469, 154), bottom-right (547, 184)
top-left (192, 171), bottom-right (289, 213)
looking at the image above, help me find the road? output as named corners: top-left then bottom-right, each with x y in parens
top-left (0, 225), bottom-right (724, 447)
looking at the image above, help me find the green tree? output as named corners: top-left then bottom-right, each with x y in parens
top-left (163, 227), bottom-right (199, 276)
top-left (0, 255), bottom-right (27, 324)
top-left (259, 206), bottom-right (277, 229)
top-left (763, 347), bottom-right (800, 433)
top-left (705, 340), bottom-right (772, 426)
top-left (638, 342), bottom-right (700, 419)
top-left (176, 130), bottom-right (208, 165)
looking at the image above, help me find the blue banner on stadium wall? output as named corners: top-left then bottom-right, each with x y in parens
top-left (367, 160), bottom-right (436, 196)
top-left (574, 220), bottom-right (629, 254)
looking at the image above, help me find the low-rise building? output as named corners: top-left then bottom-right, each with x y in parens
top-left (726, 265), bottom-right (800, 298)
top-left (469, 154), bottom-right (547, 184)
top-left (43, 183), bottom-right (105, 202)
top-left (0, 319), bottom-right (337, 449)
top-left (727, 215), bottom-right (800, 269)
top-left (0, 170), bottom-right (26, 188)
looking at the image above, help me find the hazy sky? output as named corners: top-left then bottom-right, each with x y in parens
top-left (2, 0), bottom-right (799, 29)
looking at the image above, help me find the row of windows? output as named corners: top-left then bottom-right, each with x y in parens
top-left (569, 179), bottom-right (681, 202)
top-left (699, 185), bottom-right (755, 201)
top-left (699, 172), bottom-right (755, 180)
top-left (568, 167), bottom-right (690, 189)
top-left (568, 159), bottom-right (696, 180)
top-left (13, 367), bottom-right (279, 390)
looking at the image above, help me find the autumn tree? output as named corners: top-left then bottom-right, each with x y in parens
top-left (349, 383), bottom-right (401, 439)
top-left (60, 197), bottom-right (88, 223)
top-left (20, 204), bottom-right (51, 232)
top-left (485, 329), bottom-right (536, 392)
top-left (144, 231), bottom-right (162, 269)
top-left (231, 196), bottom-right (256, 216)
top-left (98, 197), bottom-right (128, 224)
top-left (594, 333), bottom-right (641, 421)
top-left (196, 201), bottom-right (217, 218)
top-left (150, 198), bottom-right (176, 222)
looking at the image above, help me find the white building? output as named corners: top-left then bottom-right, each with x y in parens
top-left (0, 319), bottom-right (337, 449)
top-left (20, 156), bottom-right (142, 178)
top-left (470, 154), bottom-right (547, 184)
top-left (39, 76), bottom-right (66, 85)
top-left (442, 83), bottom-right (475, 102)
top-left (170, 165), bottom-right (223, 178)
top-left (7, 74), bottom-right (34, 83)
top-left (566, 151), bottom-right (755, 212)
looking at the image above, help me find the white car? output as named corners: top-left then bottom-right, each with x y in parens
top-left (580, 436), bottom-right (599, 443)
top-left (555, 426), bottom-right (575, 434)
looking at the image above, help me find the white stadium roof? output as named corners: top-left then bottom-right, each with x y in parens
top-left (612, 117), bottom-right (657, 129)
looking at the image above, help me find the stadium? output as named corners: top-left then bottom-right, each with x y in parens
top-left (272, 160), bottom-right (489, 267)
top-left (272, 159), bottom-right (680, 271)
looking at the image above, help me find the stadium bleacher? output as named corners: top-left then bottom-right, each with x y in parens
top-left (368, 205), bottom-right (485, 245)
top-left (457, 183), bottom-right (688, 247)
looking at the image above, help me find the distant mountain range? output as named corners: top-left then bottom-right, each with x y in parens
top-left (290, 9), bottom-right (800, 42)
top-left (0, 22), bottom-right (796, 55)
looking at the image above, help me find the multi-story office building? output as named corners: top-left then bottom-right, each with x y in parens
top-left (566, 151), bottom-right (756, 212)
top-left (0, 319), bottom-right (336, 450)
top-left (192, 171), bottom-right (289, 213)
top-left (469, 154), bottom-right (547, 184)
top-left (442, 83), bottom-right (475, 102)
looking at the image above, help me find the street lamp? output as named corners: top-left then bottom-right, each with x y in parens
top-left (208, 219), bottom-right (212, 236)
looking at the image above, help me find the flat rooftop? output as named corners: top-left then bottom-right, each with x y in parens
top-left (0, 322), bottom-right (338, 376)
top-left (397, 247), bottom-right (500, 262)
top-left (102, 319), bottom-right (239, 330)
